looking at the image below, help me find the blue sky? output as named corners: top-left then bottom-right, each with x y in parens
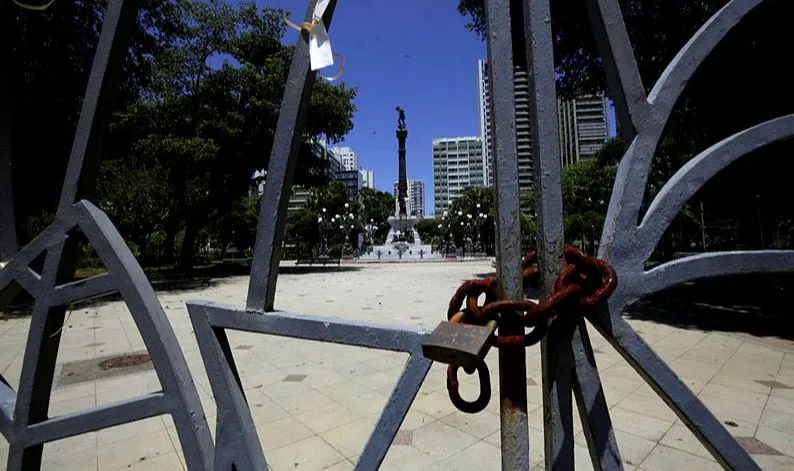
top-left (259, 0), bottom-right (487, 213)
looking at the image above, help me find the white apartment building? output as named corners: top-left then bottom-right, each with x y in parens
top-left (330, 146), bottom-right (359, 171)
top-left (432, 137), bottom-right (485, 215)
top-left (360, 169), bottom-right (375, 189)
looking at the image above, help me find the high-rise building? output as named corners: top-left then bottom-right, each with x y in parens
top-left (336, 169), bottom-right (363, 199)
top-left (287, 186), bottom-right (312, 213)
top-left (477, 61), bottom-right (611, 191)
top-left (393, 179), bottom-right (425, 218)
top-left (557, 95), bottom-right (611, 167)
top-left (477, 59), bottom-right (534, 191)
top-left (330, 146), bottom-right (359, 171)
top-left (477, 60), bottom-right (493, 187)
top-left (432, 137), bottom-right (485, 215)
top-left (285, 140), bottom-right (341, 213)
top-left (360, 169), bottom-right (375, 189)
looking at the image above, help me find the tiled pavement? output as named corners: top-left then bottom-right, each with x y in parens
top-left (2, 261), bottom-right (794, 470)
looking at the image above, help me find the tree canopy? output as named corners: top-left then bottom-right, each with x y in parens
top-left (358, 187), bottom-right (395, 244)
top-left (2, 0), bottom-right (358, 268)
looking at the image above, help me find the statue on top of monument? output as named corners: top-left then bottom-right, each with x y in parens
top-left (396, 106), bottom-right (406, 130)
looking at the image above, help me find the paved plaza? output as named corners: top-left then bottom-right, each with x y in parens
top-left (2, 261), bottom-right (794, 470)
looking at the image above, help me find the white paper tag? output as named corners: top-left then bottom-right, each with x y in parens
top-left (309, 0), bottom-right (334, 71)
top-left (309, 22), bottom-right (334, 71)
top-left (314, 0), bottom-right (331, 16)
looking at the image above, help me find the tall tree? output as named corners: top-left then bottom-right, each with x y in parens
top-left (358, 187), bottom-right (395, 244)
top-left (307, 181), bottom-right (360, 250)
top-left (106, 0), bottom-right (357, 268)
top-left (1, 0), bottom-right (179, 239)
top-left (445, 186), bottom-right (496, 254)
top-left (95, 160), bottom-right (171, 263)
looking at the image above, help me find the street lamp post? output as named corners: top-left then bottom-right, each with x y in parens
top-left (474, 203), bottom-right (485, 255)
top-left (441, 211), bottom-right (451, 255)
top-left (459, 221), bottom-right (465, 258)
top-left (466, 213), bottom-right (474, 256)
top-left (317, 207), bottom-right (329, 257)
top-left (317, 217), bottom-right (323, 257)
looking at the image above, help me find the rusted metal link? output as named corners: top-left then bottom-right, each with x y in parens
top-left (579, 258), bottom-right (617, 307)
top-left (442, 245), bottom-right (617, 414)
top-left (446, 362), bottom-right (491, 414)
top-left (447, 278), bottom-right (500, 322)
top-left (448, 244), bottom-right (617, 350)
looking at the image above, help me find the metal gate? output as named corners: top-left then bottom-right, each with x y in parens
top-left (1, 0), bottom-right (791, 469)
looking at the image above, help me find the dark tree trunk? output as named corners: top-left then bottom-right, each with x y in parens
top-left (137, 237), bottom-right (149, 266)
top-left (179, 221), bottom-right (199, 274)
top-left (162, 221), bottom-right (178, 265)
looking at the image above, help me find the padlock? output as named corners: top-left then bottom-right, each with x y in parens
top-left (422, 319), bottom-right (497, 371)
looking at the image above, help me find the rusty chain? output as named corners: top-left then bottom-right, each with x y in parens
top-left (444, 244), bottom-right (617, 413)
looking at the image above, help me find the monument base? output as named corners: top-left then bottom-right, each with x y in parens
top-left (358, 214), bottom-right (443, 261)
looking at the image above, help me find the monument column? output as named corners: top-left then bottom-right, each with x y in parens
top-left (396, 106), bottom-right (408, 218)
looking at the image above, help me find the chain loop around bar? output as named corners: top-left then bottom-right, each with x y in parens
top-left (442, 245), bottom-right (618, 413)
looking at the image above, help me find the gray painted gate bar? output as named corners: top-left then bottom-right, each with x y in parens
top-left (246, 0), bottom-right (338, 313)
top-left (0, 0), bottom-right (791, 469)
top-left (483, 0), bottom-right (530, 467)
top-left (0, 1), bottom-right (214, 470)
top-left (519, 0), bottom-right (623, 468)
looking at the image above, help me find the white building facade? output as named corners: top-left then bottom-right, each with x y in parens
top-left (330, 146), bottom-right (359, 171)
top-left (432, 137), bottom-right (485, 215)
top-left (360, 169), bottom-right (375, 189)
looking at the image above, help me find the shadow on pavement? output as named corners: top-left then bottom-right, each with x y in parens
top-left (278, 266), bottom-right (362, 275)
top-left (624, 273), bottom-right (794, 342)
top-left (468, 270), bottom-right (794, 343)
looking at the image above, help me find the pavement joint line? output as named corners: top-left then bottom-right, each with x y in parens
top-left (753, 348), bottom-right (788, 438)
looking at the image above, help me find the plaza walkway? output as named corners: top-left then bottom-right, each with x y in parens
top-left (1, 261), bottom-right (794, 470)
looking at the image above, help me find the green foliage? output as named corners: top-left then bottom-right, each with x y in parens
top-left (309, 182), bottom-right (358, 219)
top-left (285, 208), bottom-right (320, 255)
top-left (2, 0), bottom-right (353, 269)
top-left (3, 0), bottom-right (183, 228)
top-left (207, 196), bottom-right (261, 256)
top-left (358, 187), bottom-right (395, 244)
top-left (114, 1), bottom-right (355, 268)
top-left (457, 2), bottom-right (794, 259)
top-left (97, 160), bottom-right (171, 262)
top-left (300, 182), bottom-right (363, 253)
top-left (77, 244), bottom-right (105, 270)
top-left (3, 0), bottom-right (357, 269)
top-left (328, 243), bottom-right (344, 259)
top-left (21, 211), bottom-right (55, 244)
top-left (442, 186), bottom-right (495, 254)
top-left (519, 212), bottom-right (536, 243)
top-left (416, 217), bottom-right (443, 241)
top-left (456, 0), bottom-right (729, 97)
top-left (520, 141), bottom-right (619, 253)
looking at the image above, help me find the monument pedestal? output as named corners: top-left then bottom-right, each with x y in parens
top-left (385, 214), bottom-right (420, 245)
top-left (358, 105), bottom-right (442, 261)
top-left (360, 214), bottom-right (442, 261)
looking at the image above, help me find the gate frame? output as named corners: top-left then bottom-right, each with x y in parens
top-left (1, 0), bottom-right (791, 469)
